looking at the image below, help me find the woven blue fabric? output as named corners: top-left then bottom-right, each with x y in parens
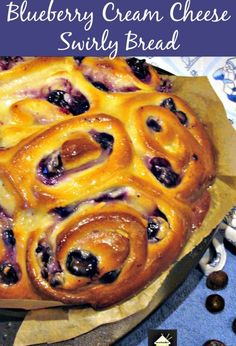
top-left (117, 249), bottom-right (236, 346)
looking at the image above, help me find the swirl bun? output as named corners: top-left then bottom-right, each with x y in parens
top-left (0, 57), bottom-right (215, 308)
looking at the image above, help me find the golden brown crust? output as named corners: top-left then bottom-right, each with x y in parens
top-left (0, 57), bottom-right (215, 308)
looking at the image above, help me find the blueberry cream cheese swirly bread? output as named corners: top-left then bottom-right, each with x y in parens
top-left (0, 56), bottom-right (215, 308)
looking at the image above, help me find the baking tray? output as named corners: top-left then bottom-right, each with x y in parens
top-left (0, 66), bottom-right (216, 346)
top-left (0, 228), bottom-right (217, 346)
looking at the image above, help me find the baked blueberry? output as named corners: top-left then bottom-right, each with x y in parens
top-left (147, 218), bottom-right (160, 240)
top-left (42, 248), bottom-right (51, 264)
top-left (146, 117), bottom-right (161, 132)
top-left (0, 263), bottom-right (19, 285)
top-left (52, 206), bottom-right (75, 218)
top-left (92, 82), bottom-right (109, 92)
top-left (2, 229), bottom-right (16, 247)
top-left (40, 152), bottom-right (64, 179)
top-left (160, 98), bottom-right (177, 112)
top-left (99, 269), bottom-right (120, 283)
top-left (1, 56), bottom-right (22, 62)
top-left (66, 250), bottom-right (98, 278)
top-left (158, 78), bottom-right (172, 93)
top-left (160, 98), bottom-right (188, 125)
top-left (153, 208), bottom-right (168, 222)
top-left (0, 56), bottom-right (23, 71)
top-left (73, 56), bottom-right (85, 64)
top-left (95, 189), bottom-right (126, 203)
top-left (126, 58), bottom-right (150, 80)
top-left (47, 90), bottom-right (68, 109)
top-left (35, 244), bottom-right (43, 253)
top-left (150, 157), bottom-right (180, 188)
top-left (50, 277), bottom-right (62, 287)
top-left (41, 267), bottom-right (49, 279)
top-left (47, 90), bottom-right (90, 115)
top-left (69, 95), bottom-right (90, 115)
top-left (93, 132), bottom-right (114, 151)
top-left (175, 110), bottom-right (188, 125)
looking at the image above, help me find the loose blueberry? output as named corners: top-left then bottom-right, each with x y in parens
top-left (147, 218), bottom-right (160, 240)
top-left (160, 98), bottom-right (176, 112)
top-left (66, 250), bottom-right (98, 278)
top-left (205, 294), bottom-right (225, 313)
top-left (40, 153), bottom-right (64, 179)
top-left (175, 110), bottom-right (188, 125)
top-left (206, 271), bottom-right (228, 290)
top-left (52, 206), bottom-right (75, 218)
top-left (192, 154), bottom-right (198, 161)
top-left (150, 157), bottom-right (180, 188)
top-left (0, 263), bottom-right (19, 285)
top-left (146, 117), bottom-right (162, 132)
top-left (232, 318), bottom-right (236, 334)
top-left (2, 229), bottom-right (16, 247)
top-left (99, 270), bottom-right (120, 284)
top-left (93, 132), bottom-right (114, 151)
top-left (203, 341), bottom-right (225, 346)
top-left (73, 56), bottom-right (85, 65)
top-left (92, 82), bottom-right (109, 92)
top-left (126, 58), bottom-right (150, 80)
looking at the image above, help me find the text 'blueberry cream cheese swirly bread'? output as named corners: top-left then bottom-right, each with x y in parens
top-left (0, 57), bottom-right (215, 308)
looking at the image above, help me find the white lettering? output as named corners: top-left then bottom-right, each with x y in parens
top-left (58, 31), bottom-right (72, 50)
top-left (6, 0), bottom-right (94, 30)
top-left (6, 2), bottom-right (19, 21)
top-left (103, 2), bottom-right (116, 22)
top-left (58, 29), bottom-right (118, 59)
top-left (125, 30), bottom-right (180, 51)
top-left (125, 31), bottom-right (138, 50)
top-left (103, 1), bottom-right (163, 23)
top-left (170, 0), bottom-right (231, 22)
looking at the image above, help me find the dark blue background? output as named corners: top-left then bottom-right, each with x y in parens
top-left (0, 0), bottom-right (235, 55)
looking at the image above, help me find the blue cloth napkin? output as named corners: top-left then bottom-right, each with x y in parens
top-left (117, 249), bottom-right (236, 346)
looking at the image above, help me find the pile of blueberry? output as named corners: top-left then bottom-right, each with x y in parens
top-left (203, 270), bottom-right (236, 346)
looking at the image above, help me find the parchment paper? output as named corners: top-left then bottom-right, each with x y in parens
top-left (10, 77), bottom-right (236, 346)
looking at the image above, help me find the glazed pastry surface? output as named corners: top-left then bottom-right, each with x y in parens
top-left (0, 57), bottom-right (215, 308)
